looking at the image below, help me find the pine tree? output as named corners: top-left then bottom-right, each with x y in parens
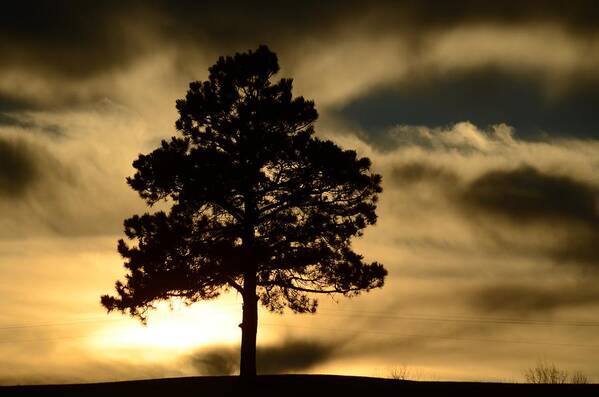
top-left (101, 45), bottom-right (386, 377)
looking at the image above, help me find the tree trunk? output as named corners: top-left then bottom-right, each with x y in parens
top-left (240, 269), bottom-right (258, 377)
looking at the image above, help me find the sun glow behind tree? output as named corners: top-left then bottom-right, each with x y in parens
top-left (89, 300), bottom-right (242, 355)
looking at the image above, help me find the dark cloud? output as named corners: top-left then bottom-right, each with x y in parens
top-left (189, 347), bottom-right (237, 376)
top-left (0, 2), bottom-right (150, 79)
top-left (354, 1), bottom-right (599, 34)
top-left (464, 166), bottom-right (599, 226)
top-left (393, 162), bottom-right (599, 228)
top-left (391, 162), bottom-right (599, 266)
top-left (0, 1), bottom-right (373, 81)
top-left (4, 1), bottom-right (599, 64)
top-left (392, 164), bottom-right (599, 317)
top-left (0, 113), bottom-right (64, 136)
top-left (0, 137), bottom-right (41, 197)
top-left (463, 166), bottom-right (599, 265)
top-left (468, 282), bottom-right (599, 315)
top-left (0, 135), bottom-right (131, 239)
top-left (339, 70), bottom-right (599, 144)
top-left (0, 0), bottom-right (599, 131)
top-left (391, 162), bottom-right (459, 187)
top-left (257, 339), bottom-right (339, 374)
top-left (189, 338), bottom-right (341, 375)
top-left (159, 1), bottom-right (599, 38)
top-left (2, 2), bottom-right (599, 110)
top-left (0, 95), bottom-right (40, 113)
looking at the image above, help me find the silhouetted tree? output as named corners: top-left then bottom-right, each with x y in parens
top-left (101, 45), bottom-right (386, 377)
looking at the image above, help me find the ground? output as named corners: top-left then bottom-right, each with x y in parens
top-left (1, 375), bottom-right (598, 396)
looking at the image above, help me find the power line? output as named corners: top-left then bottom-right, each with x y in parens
top-left (0, 317), bottom-right (122, 331)
top-left (0, 332), bottom-right (101, 345)
top-left (1, 301), bottom-right (598, 349)
top-left (1, 318), bottom-right (598, 350)
top-left (314, 308), bottom-right (599, 328)
top-left (2, 306), bottom-right (599, 332)
top-left (2, 320), bottom-right (597, 349)
top-left (0, 303), bottom-right (244, 331)
top-left (259, 322), bottom-right (599, 349)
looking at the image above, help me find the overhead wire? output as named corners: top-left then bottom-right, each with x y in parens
top-left (1, 302), bottom-right (599, 348)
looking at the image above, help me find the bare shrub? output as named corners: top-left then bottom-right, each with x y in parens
top-left (390, 365), bottom-right (410, 380)
top-left (570, 370), bottom-right (589, 384)
top-left (524, 360), bottom-right (568, 384)
top-left (524, 360), bottom-right (590, 384)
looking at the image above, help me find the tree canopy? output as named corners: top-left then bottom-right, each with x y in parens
top-left (101, 45), bottom-right (386, 375)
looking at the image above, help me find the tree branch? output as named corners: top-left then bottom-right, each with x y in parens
top-left (225, 277), bottom-right (244, 294)
top-left (257, 280), bottom-right (362, 294)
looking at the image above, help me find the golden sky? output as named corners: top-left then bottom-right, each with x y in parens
top-left (1, 1), bottom-right (599, 384)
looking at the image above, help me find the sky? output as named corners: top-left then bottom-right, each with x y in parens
top-left (1, 0), bottom-right (599, 384)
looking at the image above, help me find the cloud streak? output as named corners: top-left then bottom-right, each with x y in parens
top-left (0, 137), bottom-right (41, 197)
top-left (2, 2), bottom-right (599, 114)
top-left (189, 338), bottom-right (344, 375)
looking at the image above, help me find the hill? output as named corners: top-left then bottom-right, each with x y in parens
top-left (1, 374), bottom-right (598, 397)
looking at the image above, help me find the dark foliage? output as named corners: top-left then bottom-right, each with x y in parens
top-left (101, 45), bottom-right (386, 374)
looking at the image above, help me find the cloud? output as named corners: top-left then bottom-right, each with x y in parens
top-left (463, 166), bottom-right (599, 226)
top-left (0, 2), bottom-right (155, 79)
top-left (391, 159), bottom-right (599, 267)
top-left (0, 137), bottom-right (41, 197)
top-left (0, 113), bottom-right (63, 136)
top-left (256, 339), bottom-right (340, 374)
top-left (391, 162), bottom-right (459, 186)
top-left (188, 338), bottom-right (342, 375)
top-left (188, 347), bottom-right (237, 376)
top-left (4, 2), bottom-right (599, 75)
top-left (352, 121), bottom-right (599, 318)
top-left (467, 281), bottom-right (599, 315)
top-left (338, 69), bottom-right (599, 143)
top-left (0, 104), bottom-right (153, 238)
top-left (2, 2), bottom-right (599, 115)
top-left (0, 133), bottom-right (79, 237)
top-left (0, 358), bottom-right (187, 386)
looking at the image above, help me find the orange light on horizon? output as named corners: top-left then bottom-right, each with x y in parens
top-left (86, 299), bottom-right (243, 360)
